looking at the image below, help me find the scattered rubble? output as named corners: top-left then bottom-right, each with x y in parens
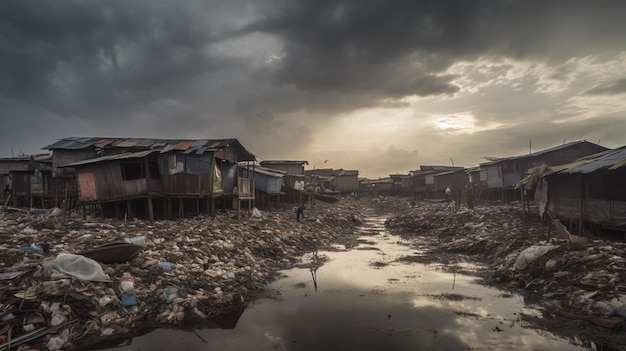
top-left (386, 200), bottom-right (626, 349)
top-left (3, 197), bottom-right (625, 350)
top-left (0, 201), bottom-right (362, 350)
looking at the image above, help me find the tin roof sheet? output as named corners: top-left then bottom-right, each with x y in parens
top-left (44, 137), bottom-right (253, 160)
top-left (59, 150), bottom-right (158, 167)
top-left (544, 146), bottom-right (626, 175)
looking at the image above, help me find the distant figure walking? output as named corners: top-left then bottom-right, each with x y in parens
top-left (296, 205), bottom-right (306, 221)
top-left (466, 187), bottom-right (474, 210)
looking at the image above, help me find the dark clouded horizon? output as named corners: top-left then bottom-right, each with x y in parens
top-left (1, 0), bottom-right (625, 177)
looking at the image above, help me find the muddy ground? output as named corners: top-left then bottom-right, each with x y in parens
top-left (381, 197), bottom-right (626, 351)
top-left (1, 196), bottom-right (625, 350)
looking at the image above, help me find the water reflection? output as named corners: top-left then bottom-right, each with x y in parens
top-left (93, 216), bottom-right (585, 351)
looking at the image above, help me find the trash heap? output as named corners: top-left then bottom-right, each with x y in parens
top-left (386, 200), bottom-right (626, 346)
top-left (0, 201), bottom-right (361, 350)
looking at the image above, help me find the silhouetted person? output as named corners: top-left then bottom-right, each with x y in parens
top-left (296, 205), bottom-right (306, 221)
top-left (467, 188), bottom-right (474, 210)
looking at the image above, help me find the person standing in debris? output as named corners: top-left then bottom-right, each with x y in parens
top-left (466, 186), bottom-right (474, 210)
top-left (296, 204), bottom-right (306, 221)
top-left (445, 187), bottom-right (452, 202)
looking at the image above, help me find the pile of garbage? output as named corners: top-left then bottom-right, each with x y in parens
top-left (386, 200), bottom-right (626, 345)
top-left (0, 201), bottom-right (361, 350)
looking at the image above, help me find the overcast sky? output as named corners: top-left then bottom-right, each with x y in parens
top-left (1, 0), bottom-right (625, 178)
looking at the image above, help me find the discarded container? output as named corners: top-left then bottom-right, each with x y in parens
top-left (161, 287), bottom-right (178, 303)
top-left (126, 236), bottom-right (146, 246)
top-left (119, 272), bottom-right (135, 293)
top-left (98, 295), bottom-right (113, 307)
top-left (20, 243), bottom-right (43, 253)
top-left (159, 261), bottom-right (177, 270)
top-left (121, 293), bottom-right (137, 307)
top-left (48, 207), bottom-right (63, 217)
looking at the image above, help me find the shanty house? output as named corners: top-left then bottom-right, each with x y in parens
top-left (239, 164), bottom-right (283, 194)
top-left (359, 177), bottom-right (393, 196)
top-left (480, 141), bottom-right (608, 202)
top-left (259, 160), bottom-right (307, 175)
top-left (334, 169), bottom-right (359, 193)
top-left (411, 166), bottom-right (464, 199)
top-left (45, 137), bottom-right (256, 219)
top-left (259, 160), bottom-right (308, 190)
top-left (433, 168), bottom-right (469, 201)
top-left (467, 167), bottom-right (487, 195)
top-left (389, 174), bottom-right (413, 197)
top-left (0, 156), bottom-right (32, 204)
top-left (1, 155), bottom-right (54, 208)
top-left (537, 146), bottom-right (626, 233)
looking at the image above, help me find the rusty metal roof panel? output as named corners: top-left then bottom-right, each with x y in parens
top-left (195, 146), bottom-right (209, 154)
top-left (134, 139), bottom-right (158, 148)
top-left (75, 137), bottom-right (94, 144)
top-left (191, 139), bottom-right (209, 147)
top-left (94, 139), bottom-right (114, 148)
top-left (560, 147), bottom-right (626, 174)
top-left (160, 143), bottom-right (177, 153)
top-left (114, 139), bottom-right (141, 148)
top-left (207, 139), bottom-right (232, 148)
top-left (60, 150), bottom-right (157, 167)
top-left (174, 141), bottom-right (194, 150)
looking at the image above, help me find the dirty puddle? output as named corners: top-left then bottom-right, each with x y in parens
top-left (94, 216), bottom-right (585, 351)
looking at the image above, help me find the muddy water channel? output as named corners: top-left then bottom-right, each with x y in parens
top-left (96, 215), bottom-right (585, 351)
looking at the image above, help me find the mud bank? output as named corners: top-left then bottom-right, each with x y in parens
top-left (385, 199), bottom-right (626, 350)
top-left (2, 196), bottom-right (625, 350)
top-left (0, 199), bottom-right (362, 350)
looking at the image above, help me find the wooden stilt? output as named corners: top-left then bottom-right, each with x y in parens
top-left (148, 197), bottom-right (154, 222)
top-left (127, 200), bottom-right (133, 219)
top-left (179, 198), bottom-right (184, 219)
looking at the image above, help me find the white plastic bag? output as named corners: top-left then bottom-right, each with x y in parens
top-left (45, 253), bottom-right (111, 282)
top-left (514, 245), bottom-right (557, 270)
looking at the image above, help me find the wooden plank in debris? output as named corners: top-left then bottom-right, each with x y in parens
top-left (0, 271), bottom-right (27, 280)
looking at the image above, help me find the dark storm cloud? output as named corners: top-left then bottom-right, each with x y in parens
top-left (3, 0), bottom-right (626, 121)
top-left (0, 0), bottom-right (246, 120)
top-left (1, 0), bottom-right (625, 166)
top-left (244, 0), bottom-right (626, 108)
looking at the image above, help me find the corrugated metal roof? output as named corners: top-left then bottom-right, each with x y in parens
top-left (59, 150), bottom-right (158, 167)
top-left (94, 139), bottom-right (114, 148)
top-left (115, 139), bottom-right (141, 148)
top-left (559, 146), bottom-right (626, 174)
top-left (336, 170), bottom-right (358, 176)
top-left (420, 165), bottom-right (464, 172)
top-left (541, 146), bottom-right (626, 175)
top-left (239, 164), bottom-right (285, 178)
top-left (481, 141), bottom-right (610, 166)
top-left (433, 169), bottom-right (466, 177)
top-left (260, 160), bottom-right (309, 165)
top-left (174, 141), bottom-right (194, 151)
top-left (44, 137), bottom-right (254, 161)
top-left (159, 143), bottom-right (178, 153)
top-left (134, 139), bottom-right (157, 148)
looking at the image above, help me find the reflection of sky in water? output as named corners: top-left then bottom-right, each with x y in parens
top-left (96, 223), bottom-right (584, 351)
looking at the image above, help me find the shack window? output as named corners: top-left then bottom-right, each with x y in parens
top-left (148, 159), bottom-right (160, 179)
top-left (121, 160), bottom-right (144, 180)
top-left (167, 154), bottom-right (184, 175)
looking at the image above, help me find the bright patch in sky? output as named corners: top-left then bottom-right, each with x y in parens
top-left (431, 113), bottom-right (475, 131)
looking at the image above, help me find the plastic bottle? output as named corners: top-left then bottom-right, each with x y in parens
top-left (119, 272), bottom-right (135, 292)
top-left (120, 272), bottom-right (138, 307)
top-left (159, 261), bottom-right (177, 270)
